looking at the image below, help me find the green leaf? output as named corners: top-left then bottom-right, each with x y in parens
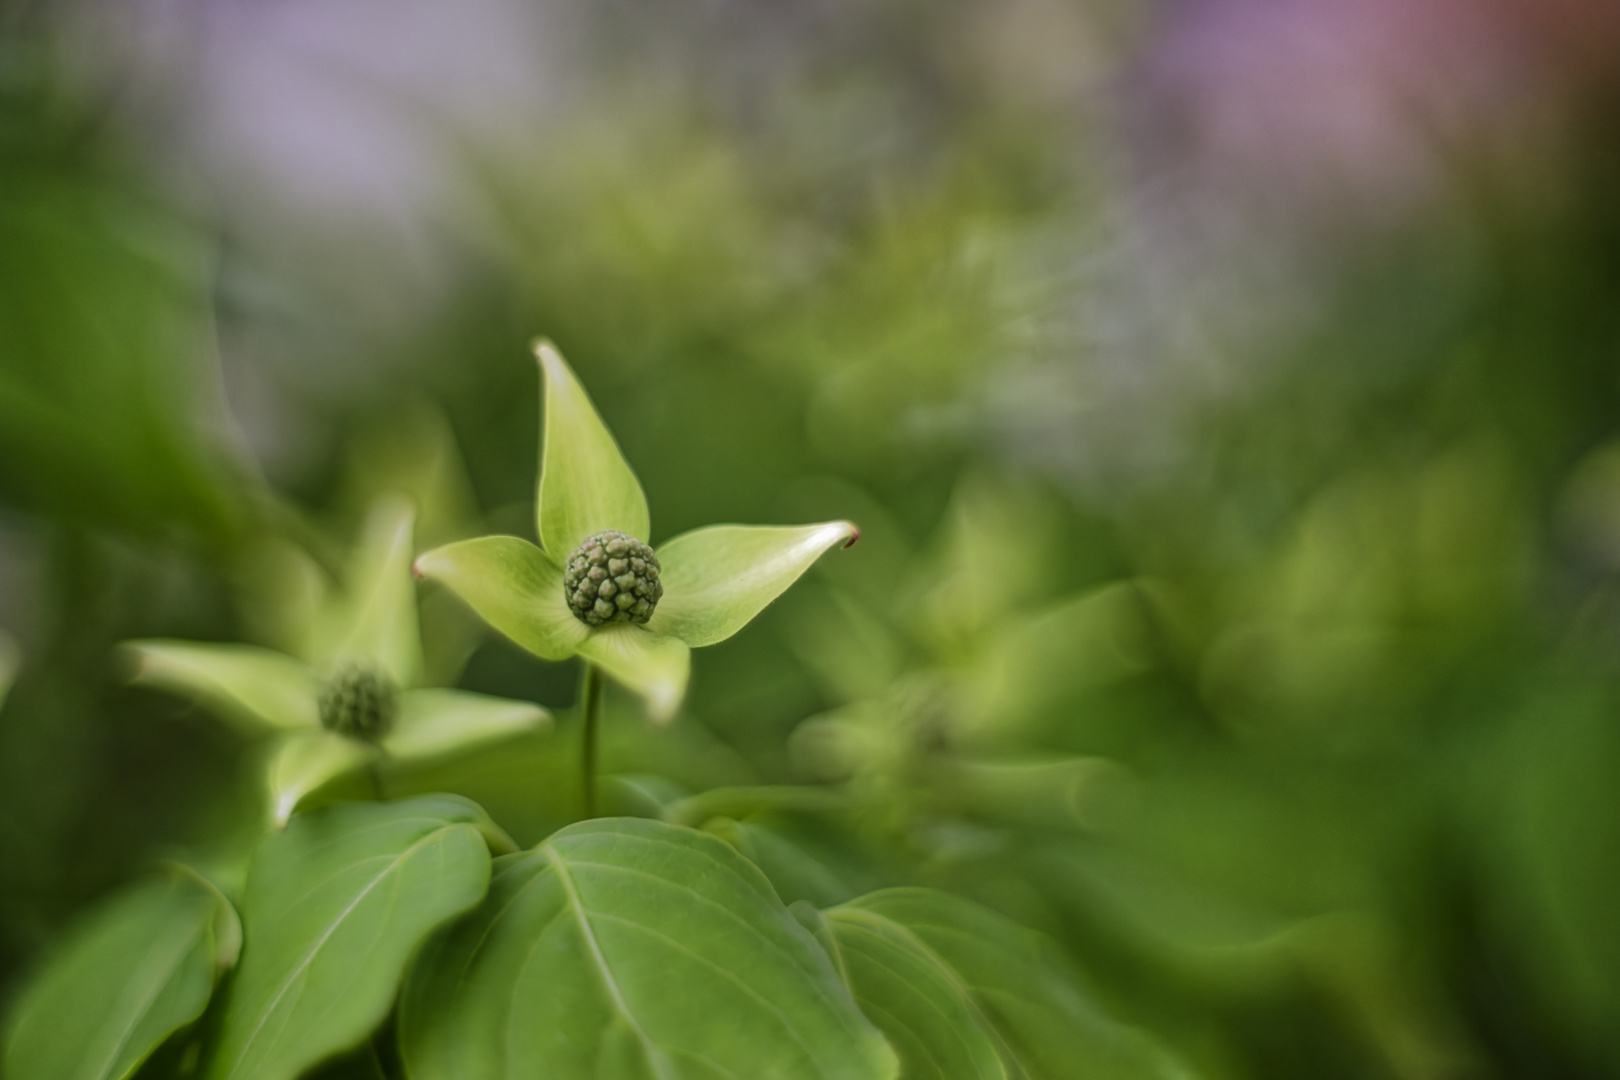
top-left (3, 867), bottom-right (237, 1080)
top-left (649, 522), bottom-right (858, 647)
top-left (827, 889), bottom-right (1180, 1080)
top-left (414, 536), bottom-right (587, 661)
top-left (125, 641), bottom-right (319, 733)
top-left (318, 498), bottom-right (424, 687)
top-left (706, 819), bottom-right (858, 909)
top-left (266, 732), bottom-right (377, 827)
top-left (383, 688), bottom-right (550, 762)
top-left (206, 797), bottom-right (494, 1080)
top-left (399, 817), bottom-right (898, 1080)
top-left (797, 903), bottom-right (1005, 1080)
top-left (576, 624), bottom-right (691, 723)
top-left (534, 341), bottom-right (650, 558)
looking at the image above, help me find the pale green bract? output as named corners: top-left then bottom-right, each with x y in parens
top-left (536, 342), bottom-right (651, 560)
top-left (2, 867), bottom-right (238, 1080)
top-left (124, 499), bottom-right (550, 825)
top-left (124, 642), bottom-right (320, 733)
top-left (415, 342), bottom-right (857, 721)
top-left (206, 797), bottom-right (497, 1080)
top-left (399, 817), bottom-right (898, 1080)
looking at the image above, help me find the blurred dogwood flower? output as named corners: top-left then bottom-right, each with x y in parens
top-left (124, 500), bottom-right (549, 825)
top-left (413, 342), bottom-right (858, 722)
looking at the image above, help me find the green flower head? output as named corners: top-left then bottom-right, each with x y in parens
top-left (413, 341), bottom-right (858, 721)
top-left (563, 530), bottom-right (663, 625)
top-left (124, 500), bottom-right (550, 825)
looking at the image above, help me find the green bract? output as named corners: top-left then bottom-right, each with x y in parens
top-left (124, 500), bottom-right (550, 825)
top-left (415, 342), bottom-right (858, 721)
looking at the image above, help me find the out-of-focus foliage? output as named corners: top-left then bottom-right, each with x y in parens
top-left (3, 0), bottom-right (1620, 1076)
top-left (1, 866), bottom-right (236, 1080)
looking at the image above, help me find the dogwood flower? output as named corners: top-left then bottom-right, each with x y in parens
top-left (125, 500), bottom-right (550, 825)
top-left (413, 342), bottom-right (858, 722)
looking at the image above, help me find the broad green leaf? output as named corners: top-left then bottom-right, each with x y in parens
top-left (576, 624), bottom-right (691, 723)
top-left (3, 867), bottom-right (237, 1080)
top-left (534, 341), bottom-right (651, 558)
top-left (383, 688), bottom-right (550, 762)
top-left (799, 904), bottom-right (1006, 1080)
top-left (649, 522), bottom-right (858, 647)
top-left (319, 498), bottom-right (424, 687)
top-left (207, 797), bottom-right (494, 1080)
top-left (400, 817), bottom-right (898, 1080)
top-left (830, 889), bottom-right (1180, 1080)
top-left (414, 536), bottom-right (587, 661)
top-left (125, 641), bottom-right (319, 733)
top-left (266, 732), bottom-right (377, 827)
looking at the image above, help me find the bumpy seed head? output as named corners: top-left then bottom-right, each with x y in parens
top-left (563, 529), bottom-right (663, 627)
top-left (318, 657), bottom-right (398, 742)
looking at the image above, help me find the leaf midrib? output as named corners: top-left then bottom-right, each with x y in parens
top-left (538, 841), bottom-right (673, 1080)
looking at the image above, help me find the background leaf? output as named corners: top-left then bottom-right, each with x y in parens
top-left (649, 522), bottom-right (858, 647)
top-left (205, 796), bottom-right (493, 1080)
top-left (826, 889), bottom-right (1181, 1080)
top-left (535, 341), bottom-right (651, 558)
top-left (3, 867), bottom-right (236, 1080)
top-left (400, 816), bottom-right (897, 1080)
top-left (0, 631), bottom-right (18, 714)
top-left (797, 903), bottom-right (1005, 1080)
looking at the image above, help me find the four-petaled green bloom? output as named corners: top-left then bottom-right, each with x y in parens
top-left (124, 500), bottom-right (550, 825)
top-left (414, 342), bottom-right (858, 721)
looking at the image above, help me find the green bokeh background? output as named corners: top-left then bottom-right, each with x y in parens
top-left (3, 1), bottom-right (1620, 1076)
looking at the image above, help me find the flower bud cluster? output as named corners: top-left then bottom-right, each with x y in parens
top-left (564, 530), bottom-right (663, 626)
top-left (318, 657), bottom-right (398, 742)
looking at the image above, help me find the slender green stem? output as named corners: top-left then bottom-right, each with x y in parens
top-left (579, 661), bottom-right (605, 819)
top-left (366, 760), bottom-right (387, 802)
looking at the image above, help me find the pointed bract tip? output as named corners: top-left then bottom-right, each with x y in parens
top-left (411, 556), bottom-right (427, 580)
top-left (531, 338), bottom-right (560, 365)
top-left (842, 525), bottom-right (860, 549)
